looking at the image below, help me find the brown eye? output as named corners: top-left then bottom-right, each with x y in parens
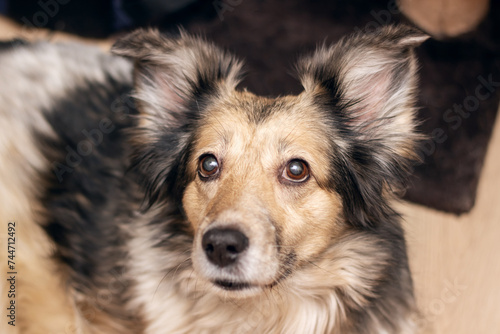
top-left (283, 159), bottom-right (309, 182)
top-left (198, 155), bottom-right (220, 179)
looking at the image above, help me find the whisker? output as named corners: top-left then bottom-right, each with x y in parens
top-left (304, 259), bottom-right (334, 276)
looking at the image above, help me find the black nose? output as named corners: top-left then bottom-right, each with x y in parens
top-left (202, 228), bottom-right (249, 268)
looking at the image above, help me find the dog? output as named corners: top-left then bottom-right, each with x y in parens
top-left (0, 25), bottom-right (428, 334)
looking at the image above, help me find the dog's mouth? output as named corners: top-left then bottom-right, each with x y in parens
top-left (214, 280), bottom-right (252, 291)
top-left (210, 254), bottom-right (295, 292)
top-left (213, 271), bottom-right (290, 291)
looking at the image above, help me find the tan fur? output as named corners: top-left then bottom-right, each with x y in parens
top-left (184, 91), bottom-right (344, 283)
top-left (129, 92), bottom-right (394, 333)
top-left (122, 67), bottom-right (418, 331)
top-left (122, 90), bottom-right (403, 333)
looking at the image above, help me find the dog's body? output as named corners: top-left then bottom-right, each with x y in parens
top-left (0, 26), bottom-right (427, 334)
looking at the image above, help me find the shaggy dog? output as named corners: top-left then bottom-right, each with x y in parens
top-left (0, 25), bottom-right (427, 334)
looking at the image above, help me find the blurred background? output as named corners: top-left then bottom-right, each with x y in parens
top-left (0, 0), bottom-right (499, 332)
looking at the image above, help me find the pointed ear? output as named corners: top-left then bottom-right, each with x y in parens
top-left (111, 28), bottom-right (244, 207)
top-left (297, 25), bottom-right (428, 150)
top-left (296, 25), bottom-right (429, 227)
top-left (111, 28), bottom-right (244, 129)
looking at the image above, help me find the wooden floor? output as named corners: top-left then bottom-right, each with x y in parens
top-left (1, 15), bottom-right (499, 334)
top-left (399, 109), bottom-right (500, 334)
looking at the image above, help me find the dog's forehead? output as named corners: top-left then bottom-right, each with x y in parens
top-left (196, 92), bottom-right (331, 150)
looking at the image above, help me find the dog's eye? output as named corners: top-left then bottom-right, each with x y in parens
top-left (198, 155), bottom-right (220, 179)
top-left (283, 159), bottom-right (309, 182)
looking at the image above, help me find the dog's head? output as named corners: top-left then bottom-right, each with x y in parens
top-left (112, 26), bottom-right (427, 297)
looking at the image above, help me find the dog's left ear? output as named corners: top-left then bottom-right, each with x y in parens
top-left (297, 25), bottom-right (429, 227)
top-left (111, 29), bottom-right (244, 207)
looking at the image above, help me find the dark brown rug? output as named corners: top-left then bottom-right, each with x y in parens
top-left (7, 0), bottom-right (500, 214)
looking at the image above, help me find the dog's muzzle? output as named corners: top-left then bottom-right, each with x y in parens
top-left (193, 211), bottom-right (280, 294)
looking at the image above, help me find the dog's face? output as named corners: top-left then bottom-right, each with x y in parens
top-left (112, 26), bottom-right (427, 297)
top-left (182, 92), bottom-right (343, 294)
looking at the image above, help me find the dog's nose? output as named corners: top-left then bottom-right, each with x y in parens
top-left (202, 228), bottom-right (249, 267)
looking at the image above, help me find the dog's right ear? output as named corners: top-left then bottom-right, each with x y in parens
top-left (111, 29), bottom-right (244, 207)
top-left (112, 28), bottom-right (244, 127)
